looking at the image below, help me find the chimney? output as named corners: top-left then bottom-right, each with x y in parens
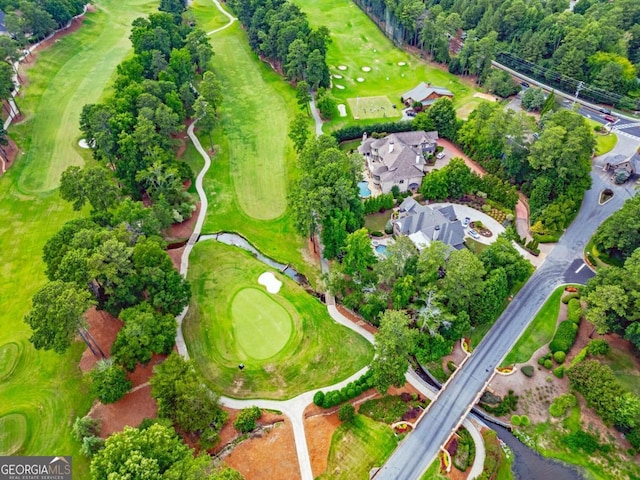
top-left (433, 225), bottom-right (440, 241)
top-left (389, 141), bottom-right (394, 153)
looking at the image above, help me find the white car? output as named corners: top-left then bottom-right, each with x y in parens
top-left (436, 152), bottom-right (445, 159)
top-left (462, 217), bottom-right (471, 227)
top-left (468, 229), bottom-right (480, 239)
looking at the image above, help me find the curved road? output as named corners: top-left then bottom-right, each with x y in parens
top-left (375, 167), bottom-right (635, 478)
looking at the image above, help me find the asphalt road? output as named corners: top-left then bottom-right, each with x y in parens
top-left (375, 171), bottom-right (634, 479)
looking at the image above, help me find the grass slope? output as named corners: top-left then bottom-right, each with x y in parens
top-left (293, 0), bottom-right (478, 127)
top-left (0, 2), bottom-right (156, 476)
top-left (14, 0), bottom-right (157, 193)
top-left (502, 286), bottom-right (565, 366)
top-left (318, 414), bottom-right (398, 479)
top-left (183, 241), bottom-right (373, 399)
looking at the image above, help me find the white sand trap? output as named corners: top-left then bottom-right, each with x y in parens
top-left (362, 66), bottom-right (371, 72)
top-left (335, 84), bottom-right (345, 90)
top-left (333, 74), bottom-right (343, 79)
top-left (338, 65), bottom-right (347, 71)
top-left (338, 104), bottom-right (347, 117)
top-left (398, 61), bottom-right (406, 66)
top-left (258, 272), bottom-right (282, 294)
top-left (357, 77), bottom-right (365, 82)
top-left (78, 139), bottom-right (91, 149)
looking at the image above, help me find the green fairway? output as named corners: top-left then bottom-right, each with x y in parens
top-left (230, 288), bottom-right (293, 360)
top-left (603, 346), bottom-right (640, 396)
top-left (0, 413), bottom-right (27, 455)
top-left (292, 0), bottom-right (478, 126)
top-left (14, 0), bottom-right (157, 193)
top-left (0, 343), bottom-right (20, 381)
top-left (0, 1), bottom-right (156, 476)
top-left (183, 241), bottom-right (373, 399)
top-left (502, 286), bottom-right (565, 365)
top-left (318, 414), bottom-right (398, 479)
top-left (193, 1), bottom-right (292, 221)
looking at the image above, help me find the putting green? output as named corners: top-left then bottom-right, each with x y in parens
top-left (0, 343), bottom-right (20, 381)
top-left (0, 413), bottom-right (27, 455)
top-left (230, 288), bottom-right (292, 360)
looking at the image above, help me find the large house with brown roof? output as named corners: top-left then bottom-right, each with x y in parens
top-left (358, 130), bottom-right (438, 194)
top-left (401, 82), bottom-right (454, 107)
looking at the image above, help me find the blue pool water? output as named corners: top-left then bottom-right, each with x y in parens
top-left (358, 181), bottom-right (371, 198)
top-left (375, 244), bottom-right (388, 256)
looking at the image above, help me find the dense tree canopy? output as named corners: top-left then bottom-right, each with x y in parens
top-left (371, 310), bottom-right (416, 393)
top-left (592, 195), bottom-right (640, 261)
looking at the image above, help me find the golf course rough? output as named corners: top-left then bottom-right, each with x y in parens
top-left (230, 287), bottom-right (292, 360)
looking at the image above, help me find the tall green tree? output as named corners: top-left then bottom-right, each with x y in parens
top-left (371, 310), bottom-right (416, 393)
top-left (288, 112), bottom-right (310, 153)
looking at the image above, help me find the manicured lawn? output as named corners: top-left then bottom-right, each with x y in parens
top-left (602, 346), bottom-right (640, 396)
top-left (502, 286), bottom-right (566, 366)
top-left (0, 2), bottom-right (156, 477)
top-left (14, 0), bottom-right (157, 193)
top-left (317, 414), bottom-right (398, 479)
top-left (585, 119), bottom-right (618, 156)
top-left (183, 241), bottom-right (373, 399)
top-left (293, 0), bottom-right (478, 128)
top-left (364, 211), bottom-right (391, 232)
top-left (420, 459), bottom-right (447, 479)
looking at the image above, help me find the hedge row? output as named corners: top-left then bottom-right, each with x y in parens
top-left (549, 320), bottom-right (579, 354)
top-left (562, 293), bottom-right (580, 304)
top-left (364, 193), bottom-right (394, 215)
top-left (332, 121), bottom-right (414, 143)
top-left (567, 299), bottom-right (583, 323)
top-left (313, 370), bottom-right (373, 409)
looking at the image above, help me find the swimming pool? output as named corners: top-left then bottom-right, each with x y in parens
top-left (375, 244), bottom-right (388, 256)
top-left (358, 180), bottom-right (371, 198)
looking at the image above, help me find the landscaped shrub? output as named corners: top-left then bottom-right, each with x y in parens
top-left (553, 366), bottom-right (565, 378)
top-left (567, 299), bottom-right (583, 323)
top-left (318, 371), bottom-right (373, 408)
top-left (563, 430), bottom-right (600, 454)
top-left (549, 320), bottom-right (579, 353)
top-left (359, 395), bottom-right (409, 424)
top-left (72, 416), bottom-right (101, 442)
top-left (554, 351), bottom-right (566, 363)
top-left (370, 230), bottom-right (384, 237)
top-left (90, 360), bottom-right (131, 404)
top-left (234, 406), bottom-right (262, 433)
top-left (549, 393), bottom-right (577, 417)
top-left (587, 339), bottom-right (610, 356)
top-left (544, 359), bottom-right (553, 369)
top-left (453, 427), bottom-right (475, 471)
top-left (511, 415), bottom-right (522, 426)
top-left (338, 404), bottom-right (355, 423)
top-left (562, 293), bottom-right (580, 304)
top-left (332, 121), bottom-right (415, 143)
top-left (570, 347), bottom-right (589, 367)
top-left (627, 426), bottom-right (640, 452)
top-left (447, 360), bottom-right (457, 373)
top-left (521, 365), bottom-right (534, 377)
top-left (363, 193), bottom-right (394, 214)
top-left (313, 391), bottom-right (325, 406)
top-left (81, 436), bottom-right (105, 457)
top-left (520, 415), bottom-right (530, 426)
top-left (481, 390), bottom-right (519, 417)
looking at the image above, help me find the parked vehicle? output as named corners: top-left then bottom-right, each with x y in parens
top-left (468, 229), bottom-right (480, 239)
top-left (436, 152), bottom-right (445, 159)
top-left (520, 81), bottom-right (530, 88)
top-left (599, 108), bottom-right (612, 115)
top-left (462, 217), bottom-right (471, 227)
top-left (406, 109), bottom-right (416, 117)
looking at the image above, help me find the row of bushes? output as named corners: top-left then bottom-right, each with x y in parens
top-left (549, 320), bottom-right (579, 354)
top-left (363, 193), bottom-right (394, 214)
top-left (313, 370), bottom-right (373, 408)
top-left (567, 298), bottom-right (583, 323)
top-left (332, 121), bottom-right (414, 143)
top-left (562, 292), bottom-right (580, 304)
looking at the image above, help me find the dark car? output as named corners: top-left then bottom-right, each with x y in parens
top-left (406, 109), bottom-right (416, 117)
top-left (520, 82), bottom-right (530, 88)
top-left (599, 108), bottom-right (612, 115)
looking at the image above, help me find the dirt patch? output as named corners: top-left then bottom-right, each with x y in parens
top-left (90, 384), bottom-right (158, 438)
top-left (167, 245), bottom-right (185, 271)
top-left (222, 412), bottom-right (300, 480)
top-left (79, 307), bottom-right (123, 372)
top-left (442, 341), bottom-right (468, 374)
top-left (164, 202), bottom-right (200, 243)
top-left (335, 304), bottom-right (377, 335)
top-left (0, 135), bottom-right (20, 177)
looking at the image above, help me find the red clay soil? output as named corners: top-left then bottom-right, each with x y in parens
top-left (335, 304), bottom-right (378, 336)
top-left (79, 307), bottom-right (123, 373)
top-left (164, 202), bottom-right (201, 242)
top-left (303, 383), bottom-right (426, 477)
top-left (91, 384), bottom-right (158, 438)
top-left (222, 412), bottom-right (300, 480)
top-left (0, 136), bottom-right (20, 177)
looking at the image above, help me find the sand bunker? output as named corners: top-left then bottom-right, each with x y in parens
top-left (356, 77), bottom-right (365, 82)
top-left (398, 61), bottom-right (406, 66)
top-left (333, 74), bottom-right (343, 79)
top-left (362, 66), bottom-right (371, 72)
top-left (78, 139), bottom-right (91, 149)
top-left (338, 65), bottom-right (347, 71)
top-left (338, 104), bottom-right (347, 117)
top-left (258, 272), bottom-right (282, 294)
top-left (335, 84), bottom-right (345, 90)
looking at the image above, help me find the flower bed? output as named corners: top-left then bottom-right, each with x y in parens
top-left (461, 337), bottom-right (473, 354)
top-left (393, 422), bottom-right (413, 435)
top-left (495, 365), bottom-right (516, 376)
top-left (440, 449), bottom-right (452, 474)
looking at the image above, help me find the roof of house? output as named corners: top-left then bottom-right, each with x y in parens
top-left (401, 82), bottom-right (454, 103)
top-left (394, 204), bottom-right (465, 249)
top-left (359, 131), bottom-right (439, 184)
top-left (606, 153), bottom-right (640, 172)
top-left (605, 154), bottom-right (627, 166)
